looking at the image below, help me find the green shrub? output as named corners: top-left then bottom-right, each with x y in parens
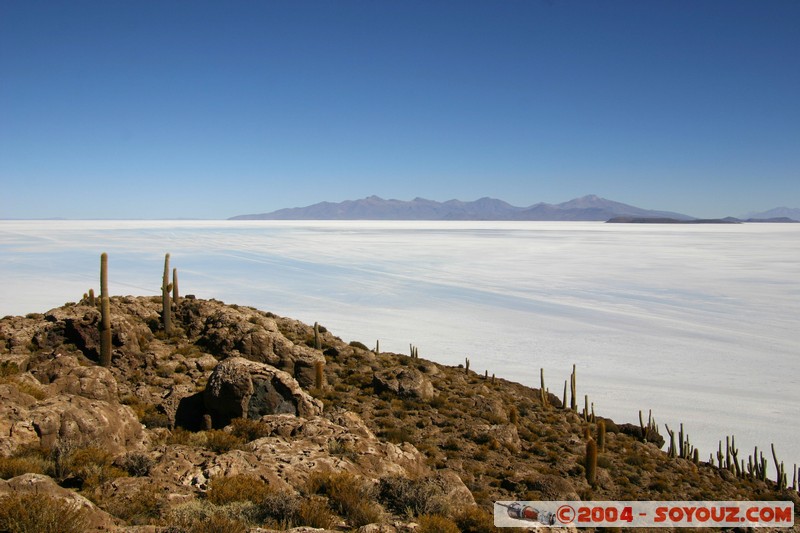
top-left (0, 493), bottom-right (90, 533)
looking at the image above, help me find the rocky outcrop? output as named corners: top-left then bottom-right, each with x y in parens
top-left (372, 367), bottom-right (434, 401)
top-left (0, 359), bottom-right (146, 456)
top-left (0, 473), bottom-right (117, 530)
top-left (30, 394), bottom-right (147, 454)
top-left (41, 357), bottom-right (119, 402)
top-left (182, 301), bottom-right (326, 389)
top-left (3, 295), bottom-right (794, 531)
top-left (203, 357), bottom-right (323, 428)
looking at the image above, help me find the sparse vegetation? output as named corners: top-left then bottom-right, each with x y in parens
top-left (1, 294), bottom-right (797, 530)
top-left (0, 493), bottom-right (90, 533)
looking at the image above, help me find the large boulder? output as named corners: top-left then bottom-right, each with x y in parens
top-left (29, 394), bottom-right (148, 454)
top-left (183, 303), bottom-right (325, 388)
top-left (39, 302), bottom-right (153, 363)
top-left (39, 357), bottom-right (120, 402)
top-left (0, 473), bottom-right (117, 530)
top-left (203, 357), bottom-right (322, 428)
top-left (372, 367), bottom-right (434, 401)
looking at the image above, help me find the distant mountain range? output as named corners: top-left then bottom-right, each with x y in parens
top-left (230, 195), bottom-right (699, 221)
top-left (741, 206), bottom-right (800, 221)
top-left (230, 195), bottom-right (799, 222)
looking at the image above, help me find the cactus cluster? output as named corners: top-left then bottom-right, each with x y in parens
top-left (95, 251), bottom-right (182, 368)
top-left (638, 409), bottom-right (660, 444)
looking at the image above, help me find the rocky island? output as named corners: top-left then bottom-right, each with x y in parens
top-left (0, 257), bottom-right (798, 531)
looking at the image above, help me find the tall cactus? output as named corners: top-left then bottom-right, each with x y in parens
top-left (570, 364), bottom-right (577, 411)
top-left (99, 253), bottom-right (112, 367)
top-left (162, 253), bottom-right (172, 334)
top-left (172, 267), bottom-right (179, 307)
top-left (539, 368), bottom-right (548, 408)
top-left (314, 360), bottom-right (324, 389)
top-left (597, 419), bottom-right (606, 452)
top-left (585, 438), bottom-right (598, 487)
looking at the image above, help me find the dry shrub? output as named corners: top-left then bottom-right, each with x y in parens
top-left (0, 361), bottom-right (20, 377)
top-left (0, 492), bottom-right (90, 533)
top-left (61, 446), bottom-right (127, 490)
top-left (0, 447), bottom-right (53, 479)
top-left (229, 418), bottom-right (271, 442)
top-left (13, 380), bottom-right (47, 400)
top-left (307, 470), bottom-right (383, 527)
top-left (100, 483), bottom-right (164, 525)
top-left (203, 430), bottom-right (244, 453)
top-left (206, 474), bottom-right (273, 505)
top-left (296, 495), bottom-right (338, 529)
top-left (166, 427), bottom-right (195, 446)
top-left (454, 505), bottom-right (498, 533)
top-left (165, 500), bottom-right (252, 533)
top-left (417, 514), bottom-right (461, 533)
top-left (256, 491), bottom-right (337, 529)
top-left (117, 452), bottom-right (154, 477)
top-left (378, 475), bottom-right (448, 517)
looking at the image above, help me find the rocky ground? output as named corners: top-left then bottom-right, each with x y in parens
top-left (0, 295), bottom-right (797, 532)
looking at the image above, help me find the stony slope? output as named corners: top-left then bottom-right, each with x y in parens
top-left (0, 296), bottom-right (797, 532)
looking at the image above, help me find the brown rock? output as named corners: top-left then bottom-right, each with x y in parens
top-left (0, 473), bottom-right (117, 530)
top-left (48, 363), bottom-right (120, 402)
top-left (29, 395), bottom-right (147, 455)
top-left (203, 357), bottom-right (323, 428)
top-left (372, 367), bottom-right (434, 401)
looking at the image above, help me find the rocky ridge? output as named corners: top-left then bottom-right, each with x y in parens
top-left (0, 296), bottom-right (798, 532)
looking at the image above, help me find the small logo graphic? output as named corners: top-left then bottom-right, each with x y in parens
top-left (497, 502), bottom-right (556, 525)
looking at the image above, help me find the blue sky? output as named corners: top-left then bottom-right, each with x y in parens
top-left (1, 0), bottom-right (798, 219)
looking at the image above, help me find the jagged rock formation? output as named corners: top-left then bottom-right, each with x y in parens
top-left (1, 296), bottom-right (798, 531)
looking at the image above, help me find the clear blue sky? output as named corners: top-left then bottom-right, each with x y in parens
top-left (1, 0), bottom-right (798, 219)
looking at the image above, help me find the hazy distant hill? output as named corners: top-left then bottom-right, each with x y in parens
top-left (230, 195), bottom-right (695, 221)
top-left (741, 207), bottom-right (800, 221)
